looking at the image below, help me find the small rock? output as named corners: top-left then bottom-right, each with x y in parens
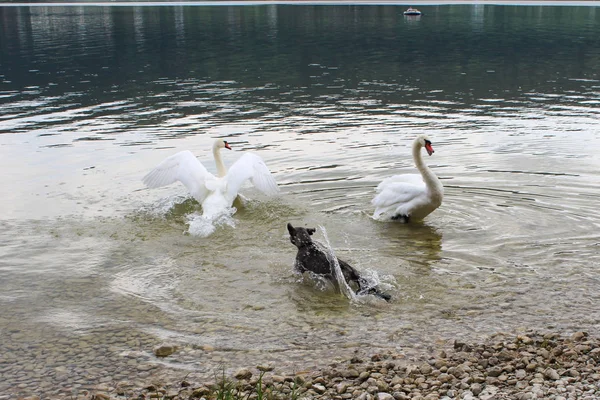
top-left (515, 369), bottom-right (527, 379)
top-left (516, 393), bottom-right (535, 400)
top-left (451, 365), bottom-right (465, 378)
top-left (544, 368), bottom-right (560, 380)
top-left (257, 364), bottom-right (274, 372)
top-left (294, 374), bottom-right (306, 385)
top-left (191, 386), bottom-right (210, 397)
top-left (359, 371), bottom-right (371, 381)
top-left (154, 344), bottom-right (178, 357)
top-left (312, 383), bottom-right (326, 394)
top-left (336, 382), bottom-right (350, 394)
top-left (571, 331), bottom-right (587, 342)
top-left (537, 348), bottom-right (550, 359)
top-left (420, 364), bottom-right (432, 375)
top-left (575, 344), bottom-right (591, 353)
top-left (234, 368), bottom-right (252, 380)
top-left (376, 380), bottom-right (389, 392)
top-left (461, 390), bottom-right (475, 400)
top-left (479, 385), bottom-right (499, 400)
top-left (344, 369), bottom-right (360, 378)
top-left (497, 349), bottom-right (514, 361)
top-left (517, 335), bottom-right (534, 345)
top-left (525, 363), bottom-right (538, 372)
top-left (454, 340), bottom-right (466, 350)
top-left (376, 393), bottom-right (394, 400)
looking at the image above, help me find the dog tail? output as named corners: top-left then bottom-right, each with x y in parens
top-left (373, 289), bottom-right (392, 302)
top-left (357, 286), bottom-right (391, 302)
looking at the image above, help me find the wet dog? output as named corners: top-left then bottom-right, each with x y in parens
top-left (287, 223), bottom-right (391, 301)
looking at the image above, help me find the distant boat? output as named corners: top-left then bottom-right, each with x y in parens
top-left (403, 7), bottom-right (422, 16)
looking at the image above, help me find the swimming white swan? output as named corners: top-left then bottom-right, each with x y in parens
top-left (372, 135), bottom-right (443, 222)
top-left (143, 139), bottom-right (279, 218)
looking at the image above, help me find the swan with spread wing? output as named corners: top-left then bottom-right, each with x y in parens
top-left (143, 139), bottom-right (279, 218)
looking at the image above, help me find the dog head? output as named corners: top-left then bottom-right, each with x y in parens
top-left (287, 223), bottom-right (316, 249)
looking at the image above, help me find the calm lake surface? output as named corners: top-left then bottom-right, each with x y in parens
top-left (1, 2), bottom-right (600, 397)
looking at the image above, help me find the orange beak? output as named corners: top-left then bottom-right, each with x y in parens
top-left (425, 143), bottom-right (434, 156)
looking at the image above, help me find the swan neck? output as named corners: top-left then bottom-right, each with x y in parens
top-left (413, 140), bottom-right (441, 195)
top-left (213, 145), bottom-right (227, 177)
top-left (412, 140), bottom-right (427, 172)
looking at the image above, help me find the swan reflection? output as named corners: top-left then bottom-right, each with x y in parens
top-left (376, 222), bottom-right (443, 270)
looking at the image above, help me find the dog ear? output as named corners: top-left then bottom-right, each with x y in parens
top-left (307, 228), bottom-right (316, 235)
top-left (287, 223), bottom-right (295, 235)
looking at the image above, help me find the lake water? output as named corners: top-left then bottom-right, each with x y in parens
top-left (1, 2), bottom-right (600, 397)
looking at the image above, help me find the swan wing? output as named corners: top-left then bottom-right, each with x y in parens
top-left (142, 150), bottom-right (214, 202)
top-left (372, 181), bottom-right (426, 208)
top-left (225, 153), bottom-right (279, 199)
top-left (375, 173), bottom-right (423, 191)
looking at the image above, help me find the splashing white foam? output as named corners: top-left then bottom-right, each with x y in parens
top-left (318, 225), bottom-right (357, 301)
top-left (356, 268), bottom-right (396, 302)
top-left (187, 207), bottom-right (236, 237)
top-left (143, 195), bottom-right (188, 218)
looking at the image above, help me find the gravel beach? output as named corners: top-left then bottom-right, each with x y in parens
top-left (30, 330), bottom-right (599, 400)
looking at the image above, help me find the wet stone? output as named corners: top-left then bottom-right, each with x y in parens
top-left (154, 345), bottom-right (178, 358)
top-left (137, 364), bottom-right (154, 372)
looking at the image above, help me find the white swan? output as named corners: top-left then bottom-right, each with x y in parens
top-left (372, 135), bottom-right (443, 222)
top-left (143, 139), bottom-right (279, 218)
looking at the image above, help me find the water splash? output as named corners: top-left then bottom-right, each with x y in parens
top-left (318, 225), bottom-right (357, 302)
top-left (318, 227), bottom-right (394, 302)
top-left (187, 207), bottom-right (236, 237)
top-left (142, 195), bottom-right (190, 218)
top-left (140, 195), bottom-right (237, 237)
top-left (357, 268), bottom-right (396, 301)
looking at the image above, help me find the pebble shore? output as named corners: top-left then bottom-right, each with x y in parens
top-left (32, 330), bottom-right (599, 400)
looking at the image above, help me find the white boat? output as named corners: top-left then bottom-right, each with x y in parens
top-left (403, 7), bottom-right (422, 16)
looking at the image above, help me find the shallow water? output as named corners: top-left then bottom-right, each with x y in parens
top-left (1, 3), bottom-right (600, 397)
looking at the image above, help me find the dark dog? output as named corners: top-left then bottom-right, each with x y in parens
top-left (287, 223), bottom-right (391, 301)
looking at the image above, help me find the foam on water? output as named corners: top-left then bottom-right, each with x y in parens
top-left (186, 207), bottom-right (236, 237)
top-left (356, 268), bottom-right (396, 298)
top-left (139, 194), bottom-right (237, 237)
top-left (142, 195), bottom-right (190, 218)
top-left (317, 226), bottom-right (395, 303)
top-left (318, 225), bottom-right (357, 302)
